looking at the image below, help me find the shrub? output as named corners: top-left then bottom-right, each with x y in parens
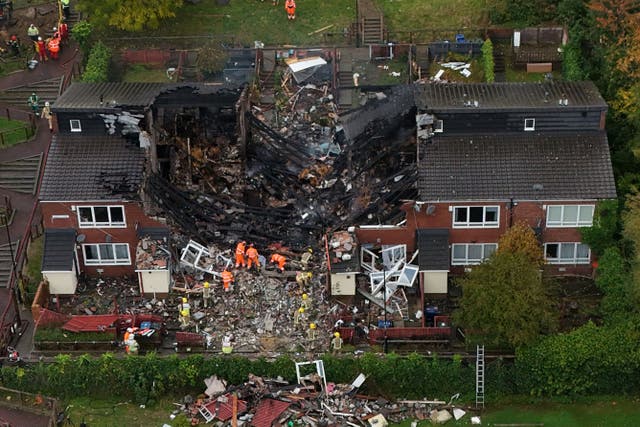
top-left (82, 41), bottom-right (111, 83)
top-left (481, 39), bottom-right (495, 83)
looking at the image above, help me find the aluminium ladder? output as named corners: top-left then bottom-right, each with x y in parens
top-left (476, 345), bottom-right (485, 408)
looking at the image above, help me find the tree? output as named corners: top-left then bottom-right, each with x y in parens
top-left (594, 247), bottom-right (636, 324)
top-left (622, 191), bottom-right (640, 288)
top-left (481, 39), bottom-right (495, 83)
top-left (496, 221), bottom-right (545, 267)
top-left (70, 21), bottom-right (93, 58)
top-left (454, 251), bottom-right (556, 350)
top-left (77, 0), bottom-right (184, 32)
top-left (581, 199), bottom-right (622, 257)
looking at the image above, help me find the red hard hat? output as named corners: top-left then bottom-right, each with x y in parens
top-left (10, 35), bottom-right (16, 41)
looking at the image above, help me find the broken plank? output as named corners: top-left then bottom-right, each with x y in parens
top-left (356, 288), bottom-right (394, 313)
top-left (307, 24), bottom-right (334, 36)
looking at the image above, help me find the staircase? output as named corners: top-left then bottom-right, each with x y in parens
top-left (0, 154), bottom-right (43, 194)
top-left (475, 345), bottom-right (485, 408)
top-left (0, 77), bottom-right (65, 109)
top-left (493, 48), bottom-right (506, 82)
top-left (357, 0), bottom-right (385, 46)
top-left (0, 242), bottom-right (19, 288)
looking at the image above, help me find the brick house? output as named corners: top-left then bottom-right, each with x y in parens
top-left (356, 81), bottom-right (617, 295)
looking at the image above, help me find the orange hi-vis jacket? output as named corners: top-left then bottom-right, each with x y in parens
top-left (285, 0), bottom-right (296, 14)
top-left (246, 247), bottom-right (259, 268)
top-left (270, 253), bottom-right (287, 270)
top-left (221, 270), bottom-right (234, 288)
top-left (235, 241), bottom-right (246, 267)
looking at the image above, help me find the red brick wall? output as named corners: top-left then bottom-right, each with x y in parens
top-left (40, 201), bottom-right (166, 277)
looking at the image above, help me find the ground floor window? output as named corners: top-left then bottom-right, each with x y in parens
top-left (451, 243), bottom-right (497, 265)
top-left (83, 243), bottom-right (130, 265)
top-left (544, 242), bottom-right (590, 264)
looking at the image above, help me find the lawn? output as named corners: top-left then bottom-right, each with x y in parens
top-left (0, 116), bottom-right (34, 148)
top-left (122, 64), bottom-right (171, 83)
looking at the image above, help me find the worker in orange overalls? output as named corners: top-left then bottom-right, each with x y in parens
top-left (270, 253), bottom-right (287, 272)
top-left (285, 0), bottom-right (296, 20)
top-left (235, 240), bottom-right (246, 268)
top-left (221, 269), bottom-right (234, 292)
top-left (246, 244), bottom-right (260, 271)
top-left (47, 36), bottom-right (60, 60)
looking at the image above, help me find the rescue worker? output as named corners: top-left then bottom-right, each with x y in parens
top-left (307, 322), bottom-right (317, 341)
top-left (179, 297), bottom-right (190, 328)
top-left (301, 248), bottom-right (313, 270)
top-left (41, 101), bottom-right (53, 132)
top-left (27, 24), bottom-right (39, 43)
top-left (124, 327), bottom-right (133, 354)
top-left (202, 281), bottom-right (211, 308)
top-left (58, 20), bottom-right (69, 44)
top-left (221, 268), bottom-right (234, 292)
top-left (301, 293), bottom-right (312, 311)
top-left (27, 92), bottom-right (40, 114)
top-left (270, 253), bottom-right (287, 272)
top-left (331, 332), bottom-right (343, 354)
top-left (285, 0), bottom-right (296, 20)
top-left (128, 335), bottom-right (139, 355)
top-left (60, 0), bottom-right (70, 20)
top-left (235, 240), bottom-right (246, 268)
top-left (296, 271), bottom-right (312, 288)
top-left (52, 26), bottom-right (60, 39)
top-left (47, 35), bottom-right (60, 60)
top-left (246, 244), bottom-right (260, 271)
top-left (35, 37), bottom-right (47, 62)
top-left (221, 335), bottom-right (233, 354)
top-left (7, 35), bottom-right (19, 56)
top-left (293, 307), bottom-right (305, 326)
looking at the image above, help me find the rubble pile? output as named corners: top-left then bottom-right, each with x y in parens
top-left (172, 373), bottom-right (474, 426)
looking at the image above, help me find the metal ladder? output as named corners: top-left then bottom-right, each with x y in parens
top-left (476, 345), bottom-right (485, 408)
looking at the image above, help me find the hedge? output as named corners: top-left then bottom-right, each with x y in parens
top-left (82, 41), bottom-right (111, 83)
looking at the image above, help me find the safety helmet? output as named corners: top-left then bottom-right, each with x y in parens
top-left (10, 35), bottom-right (16, 41)
top-left (298, 307), bottom-right (305, 313)
top-left (182, 297), bottom-right (187, 303)
top-left (32, 92), bottom-right (36, 96)
top-left (45, 101), bottom-right (50, 107)
top-left (38, 37), bottom-right (42, 41)
top-left (126, 328), bottom-right (133, 332)
top-left (310, 323), bottom-right (316, 329)
top-left (334, 332), bottom-right (340, 338)
top-left (53, 27), bottom-right (57, 31)
top-left (308, 248), bottom-right (313, 253)
top-left (204, 281), bottom-right (209, 288)
top-left (302, 293), bottom-right (308, 300)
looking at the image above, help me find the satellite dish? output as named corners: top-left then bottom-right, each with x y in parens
top-left (76, 234), bottom-right (86, 243)
top-left (426, 205), bottom-right (437, 215)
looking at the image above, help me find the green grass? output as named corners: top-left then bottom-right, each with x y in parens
top-left (65, 396), bottom-right (186, 427)
top-left (122, 64), bottom-right (171, 83)
top-left (505, 68), bottom-right (562, 82)
top-left (0, 116), bottom-right (34, 148)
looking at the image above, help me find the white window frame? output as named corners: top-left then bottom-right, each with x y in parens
top-left (452, 205), bottom-right (500, 228)
top-left (546, 205), bottom-right (594, 227)
top-left (70, 119), bottom-right (82, 132)
top-left (434, 119), bottom-right (444, 133)
top-left (544, 242), bottom-right (591, 264)
top-left (451, 243), bottom-right (498, 265)
top-left (524, 118), bottom-right (535, 131)
top-left (83, 243), bottom-right (131, 265)
top-left (77, 205), bottom-right (126, 228)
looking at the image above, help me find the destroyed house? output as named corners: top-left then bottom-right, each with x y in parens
top-left (357, 81), bottom-right (616, 292)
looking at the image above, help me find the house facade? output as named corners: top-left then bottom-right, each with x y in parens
top-left (356, 81), bottom-right (616, 293)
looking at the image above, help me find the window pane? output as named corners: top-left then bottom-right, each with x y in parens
top-left (115, 244), bottom-right (129, 260)
top-left (100, 244), bottom-right (114, 260)
top-left (547, 206), bottom-right (562, 222)
top-left (576, 244), bottom-right (590, 259)
top-left (545, 244), bottom-right (558, 258)
top-left (469, 207), bottom-right (484, 223)
top-left (484, 244), bottom-right (497, 257)
top-left (94, 207), bottom-right (109, 223)
top-left (84, 245), bottom-right (98, 260)
top-left (78, 207), bottom-right (93, 223)
top-left (452, 245), bottom-right (466, 259)
top-left (485, 207), bottom-right (498, 222)
top-left (468, 245), bottom-right (482, 260)
top-left (578, 206), bottom-right (594, 224)
top-left (454, 207), bottom-right (467, 222)
top-left (560, 243), bottom-right (575, 259)
top-left (110, 207), bottom-right (124, 223)
top-left (563, 206), bottom-right (578, 223)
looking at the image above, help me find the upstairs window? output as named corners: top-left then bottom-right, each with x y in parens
top-left (524, 118), bottom-right (535, 131)
top-left (78, 206), bottom-right (126, 228)
top-left (546, 205), bottom-right (594, 227)
top-left (453, 206), bottom-right (499, 228)
top-left (545, 242), bottom-right (590, 264)
top-left (434, 119), bottom-right (444, 133)
top-left (70, 120), bottom-right (82, 132)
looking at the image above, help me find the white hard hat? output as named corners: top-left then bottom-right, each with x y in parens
top-left (45, 101), bottom-right (50, 106)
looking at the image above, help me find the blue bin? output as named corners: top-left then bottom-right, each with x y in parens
top-left (456, 34), bottom-right (465, 43)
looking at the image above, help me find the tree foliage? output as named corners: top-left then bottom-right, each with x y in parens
top-left (496, 221), bottom-right (545, 267)
top-left (594, 247), bottom-right (637, 323)
top-left (77, 0), bottom-right (184, 31)
top-left (455, 251), bottom-right (556, 350)
top-left (70, 21), bottom-right (93, 57)
top-left (580, 199), bottom-right (622, 257)
top-left (481, 39), bottom-right (495, 83)
top-left (82, 42), bottom-right (112, 83)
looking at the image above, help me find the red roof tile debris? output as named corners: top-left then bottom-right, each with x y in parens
top-left (62, 315), bottom-right (120, 333)
top-left (251, 399), bottom-right (291, 427)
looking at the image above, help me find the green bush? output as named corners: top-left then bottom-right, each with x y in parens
top-left (481, 39), bottom-right (495, 83)
top-left (82, 41), bottom-right (112, 83)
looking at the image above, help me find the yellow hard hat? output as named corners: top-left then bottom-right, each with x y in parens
top-left (310, 323), bottom-right (316, 329)
top-left (298, 307), bottom-right (305, 313)
top-left (334, 332), bottom-right (340, 338)
top-left (182, 297), bottom-right (187, 303)
top-left (308, 248), bottom-right (313, 253)
top-left (204, 282), bottom-right (209, 288)
top-left (302, 293), bottom-right (308, 299)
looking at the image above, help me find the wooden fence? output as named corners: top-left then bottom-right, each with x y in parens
top-left (0, 107), bottom-right (36, 148)
top-left (0, 386), bottom-right (58, 427)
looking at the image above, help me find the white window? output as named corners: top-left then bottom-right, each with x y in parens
top-left (453, 206), bottom-right (499, 228)
top-left (544, 243), bottom-right (590, 264)
top-left (83, 243), bottom-right (131, 265)
top-left (434, 119), bottom-right (444, 133)
top-left (70, 120), bottom-right (82, 132)
top-left (78, 206), bottom-right (126, 228)
top-left (452, 243), bottom-right (498, 265)
top-left (524, 118), bottom-right (535, 131)
top-left (546, 205), bottom-right (594, 227)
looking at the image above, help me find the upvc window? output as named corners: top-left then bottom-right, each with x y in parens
top-left (434, 119), bottom-right (444, 133)
top-left (453, 206), bottom-right (499, 228)
top-left (83, 243), bottom-right (131, 265)
top-left (70, 120), bottom-right (82, 132)
top-left (544, 242), bottom-right (590, 264)
top-left (546, 205), bottom-right (594, 227)
top-left (452, 243), bottom-right (497, 265)
top-left (78, 206), bottom-right (126, 228)
top-left (524, 118), bottom-right (535, 131)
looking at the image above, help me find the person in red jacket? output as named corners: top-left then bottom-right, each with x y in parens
top-left (35, 37), bottom-right (47, 62)
top-left (285, 0), bottom-right (296, 20)
top-left (58, 20), bottom-right (69, 44)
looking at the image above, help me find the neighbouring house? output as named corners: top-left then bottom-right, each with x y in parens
top-left (356, 81), bottom-right (616, 295)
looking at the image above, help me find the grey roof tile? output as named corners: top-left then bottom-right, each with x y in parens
top-left (416, 229), bottom-right (449, 271)
top-left (42, 228), bottom-right (76, 271)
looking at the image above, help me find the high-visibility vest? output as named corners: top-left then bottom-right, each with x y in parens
top-left (61, 0), bottom-right (70, 6)
top-left (48, 38), bottom-right (60, 52)
top-left (28, 26), bottom-right (39, 37)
